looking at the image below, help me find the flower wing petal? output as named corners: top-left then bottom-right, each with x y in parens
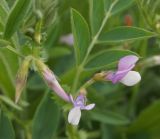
top-left (83, 104), bottom-right (95, 110)
top-left (68, 107), bottom-right (81, 125)
top-left (107, 68), bottom-right (131, 83)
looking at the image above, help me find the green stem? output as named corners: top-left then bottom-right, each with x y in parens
top-left (81, 0), bottom-right (118, 67)
top-left (71, 66), bottom-right (83, 93)
top-left (80, 79), bottom-right (95, 90)
top-left (71, 0), bottom-right (119, 93)
top-left (128, 84), bottom-right (140, 118)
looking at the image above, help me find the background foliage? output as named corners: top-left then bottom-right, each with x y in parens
top-left (0, 0), bottom-right (160, 139)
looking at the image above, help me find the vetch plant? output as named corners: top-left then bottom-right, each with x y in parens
top-left (0, 0), bottom-right (160, 138)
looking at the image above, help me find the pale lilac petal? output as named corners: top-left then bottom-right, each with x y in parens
top-left (107, 71), bottom-right (114, 81)
top-left (107, 66), bottom-right (134, 83)
top-left (43, 69), bottom-right (55, 82)
top-left (76, 95), bottom-right (85, 102)
top-left (43, 69), bottom-right (70, 102)
top-left (50, 80), bottom-right (70, 102)
top-left (68, 107), bottom-right (81, 125)
top-left (107, 55), bottom-right (139, 83)
top-left (74, 95), bottom-right (85, 107)
top-left (83, 104), bottom-right (95, 110)
top-left (60, 33), bottom-right (74, 46)
top-left (118, 55), bottom-right (139, 71)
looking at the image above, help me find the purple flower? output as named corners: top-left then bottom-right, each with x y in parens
top-left (60, 33), bottom-right (74, 46)
top-left (43, 68), bottom-right (71, 102)
top-left (68, 94), bottom-right (95, 125)
top-left (107, 55), bottom-right (141, 86)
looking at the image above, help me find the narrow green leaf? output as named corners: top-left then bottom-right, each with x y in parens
top-left (89, 0), bottom-right (105, 36)
top-left (0, 47), bottom-right (19, 99)
top-left (85, 49), bottom-right (138, 70)
top-left (0, 111), bottom-right (15, 139)
top-left (98, 26), bottom-right (157, 43)
top-left (32, 91), bottom-right (60, 139)
top-left (0, 54), bottom-right (15, 97)
top-left (0, 96), bottom-right (22, 111)
top-left (0, 4), bottom-right (8, 24)
top-left (0, 39), bottom-right (10, 47)
top-left (0, 22), bottom-right (3, 32)
top-left (44, 21), bottom-right (61, 48)
top-left (128, 100), bottom-right (160, 136)
top-left (0, 0), bottom-right (9, 31)
top-left (71, 9), bottom-right (90, 64)
top-left (91, 110), bottom-right (130, 125)
top-left (104, 0), bottom-right (134, 15)
top-left (0, 0), bottom-right (9, 12)
top-left (4, 0), bottom-right (32, 39)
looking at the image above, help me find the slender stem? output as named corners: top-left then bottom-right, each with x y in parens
top-left (82, 0), bottom-right (118, 67)
top-left (71, 66), bottom-right (83, 93)
top-left (128, 84), bottom-right (140, 118)
top-left (71, 0), bottom-right (119, 93)
top-left (79, 79), bottom-right (95, 90)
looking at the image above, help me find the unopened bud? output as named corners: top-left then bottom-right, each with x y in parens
top-left (35, 10), bottom-right (43, 20)
top-left (93, 72), bottom-right (107, 81)
top-left (34, 33), bottom-right (41, 44)
top-left (34, 20), bottom-right (42, 44)
top-left (35, 59), bottom-right (70, 102)
top-left (15, 56), bottom-right (32, 103)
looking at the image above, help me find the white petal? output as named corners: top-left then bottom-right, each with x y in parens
top-left (84, 104), bottom-right (95, 110)
top-left (120, 71), bottom-right (141, 86)
top-left (68, 107), bottom-right (81, 125)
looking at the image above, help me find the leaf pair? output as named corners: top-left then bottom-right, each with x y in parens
top-left (71, 6), bottom-right (156, 69)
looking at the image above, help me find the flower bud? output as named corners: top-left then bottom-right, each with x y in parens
top-left (93, 72), bottom-right (107, 81)
top-left (34, 20), bottom-right (42, 44)
top-left (35, 59), bottom-right (70, 102)
top-left (15, 56), bottom-right (32, 103)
